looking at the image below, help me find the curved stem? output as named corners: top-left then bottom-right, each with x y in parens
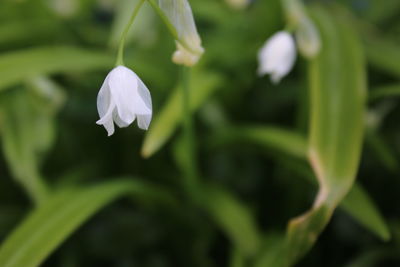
top-left (115, 0), bottom-right (146, 66)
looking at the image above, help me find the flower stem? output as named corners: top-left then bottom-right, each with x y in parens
top-left (115, 0), bottom-right (146, 66)
top-left (180, 66), bottom-right (200, 199)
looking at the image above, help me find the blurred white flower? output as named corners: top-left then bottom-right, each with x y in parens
top-left (225, 0), bottom-right (250, 10)
top-left (295, 16), bottom-right (321, 58)
top-left (158, 0), bottom-right (204, 66)
top-left (46, 0), bottom-right (79, 18)
top-left (96, 66), bottom-right (152, 136)
top-left (258, 31), bottom-right (297, 84)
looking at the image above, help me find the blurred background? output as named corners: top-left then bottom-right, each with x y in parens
top-left (0, 0), bottom-right (399, 266)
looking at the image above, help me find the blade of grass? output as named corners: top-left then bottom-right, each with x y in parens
top-left (203, 185), bottom-right (261, 257)
top-left (369, 84), bottom-right (400, 101)
top-left (285, 5), bottom-right (367, 264)
top-left (0, 179), bottom-right (175, 267)
top-left (0, 46), bottom-right (114, 91)
top-left (209, 125), bottom-right (390, 241)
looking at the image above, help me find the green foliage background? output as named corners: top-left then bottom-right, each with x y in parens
top-left (0, 0), bottom-right (399, 266)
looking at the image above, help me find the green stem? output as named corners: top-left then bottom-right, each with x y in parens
top-left (115, 0), bottom-right (146, 66)
top-left (180, 66), bottom-right (200, 198)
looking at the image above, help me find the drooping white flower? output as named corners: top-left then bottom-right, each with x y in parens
top-left (172, 42), bottom-right (202, 66)
top-left (96, 66), bottom-right (152, 136)
top-left (158, 0), bottom-right (204, 66)
top-left (295, 16), bottom-right (321, 59)
top-left (281, 0), bottom-right (321, 59)
top-left (257, 31), bottom-right (297, 84)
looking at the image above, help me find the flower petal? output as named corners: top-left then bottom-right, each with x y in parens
top-left (112, 108), bottom-right (132, 128)
top-left (257, 31), bottom-right (297, 83)
top-left (136, 77), bottom-right (152, 113)
top-left (96, 101), bottom-right (116, 136)
top-left (108, 66), bottom-right (143, 124)
top-left (172, 42), bottom-right (201, 66)
top-left (158, 0), bottom-right (204, 66)
top-left (137, 114), bottom-right (152, 130)
top-left (97, 75), bottom-right (111, 118)
top-left (102, 119), bottom-right (115, 136)
top-left (135, 78), bottom-right (152, 130)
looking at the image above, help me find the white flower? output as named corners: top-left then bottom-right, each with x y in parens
top-left (96, 66), bottom-right (152, 136)
top-left (172, 42), bottom-right (202, 66)
top-left (296, 16), bottom-right (321, 59)
top-left (158, 0), bottom-right (204, 66)
top-left (257, 31), bottom-right (297, 84)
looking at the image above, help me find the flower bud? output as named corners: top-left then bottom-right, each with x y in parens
top-left (258, 31), bottom-right (297, 84)
top-left (158, 0), bottom-right (204, 66)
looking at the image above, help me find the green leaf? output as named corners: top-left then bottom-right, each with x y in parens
top-left (141, 69), bottom-right (222, 157)
top-left (369, 84), bottom-right (400, 101)
top-left (211, 125), bottom-right (308, 159)
top-left (203, 185), bottom-right (261, 257)
top-left (209, 125), bottom-right (390, 242)
top-left (286, 5), bottom-right (367, 264)
top-left (0, 46), bottom-right (113, 91)
top-left (365, 131), bottom-right (398, 172)
top-left (357, 0), bottom-right (400, 23)
top-left (0, 78), bottom-right (66, 204)
top-left (229, 248), bottom-right (246, 267)
top-left (341, 184), bottom-right (390, 241)
top-left (364, 37), bottom-right (400, 78)
top-left (0, 19), bottom-right (62, 47)
top-left (0, 179), bottom-right (174, 267)
top-left (253, 233), bottom-right (286, 267)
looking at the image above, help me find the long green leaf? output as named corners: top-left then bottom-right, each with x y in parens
top-left (203, 185), bottom-right (261, 257)
top-left (229, 248), bottom-right (246, 267)
top-left (364, 37), bottom-right (400, 78)
top-left (341, 185), bottom-right (390, 241)
top-left (211, 126), bottom-right (308, 159)
top-left (0, 46), bottom-right (113, 91)
top-left (0, 78), bottom-right (66, 205)
top-left (369, 84), bottom-right (400, 101)
top-left (253, 233), bottom-right (286, 267)
top-left (0, 179), bottom-right (174, 267)
top-left (285, 6), bottom-right (367, 264)
top-left (141, 69), bottom-right (222, 157)
top-left (210, 125), bottom-right (389, 241)
top-left (0, 20), bottom-right (61, 47)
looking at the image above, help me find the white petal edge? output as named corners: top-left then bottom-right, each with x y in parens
top-left (96, 101), bottom-right (116, 136)
top-left (97, 75), bottom-right (111, 118)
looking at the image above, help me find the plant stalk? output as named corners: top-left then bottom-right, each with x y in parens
top-left (116, 0), bottom-right (146, 66)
